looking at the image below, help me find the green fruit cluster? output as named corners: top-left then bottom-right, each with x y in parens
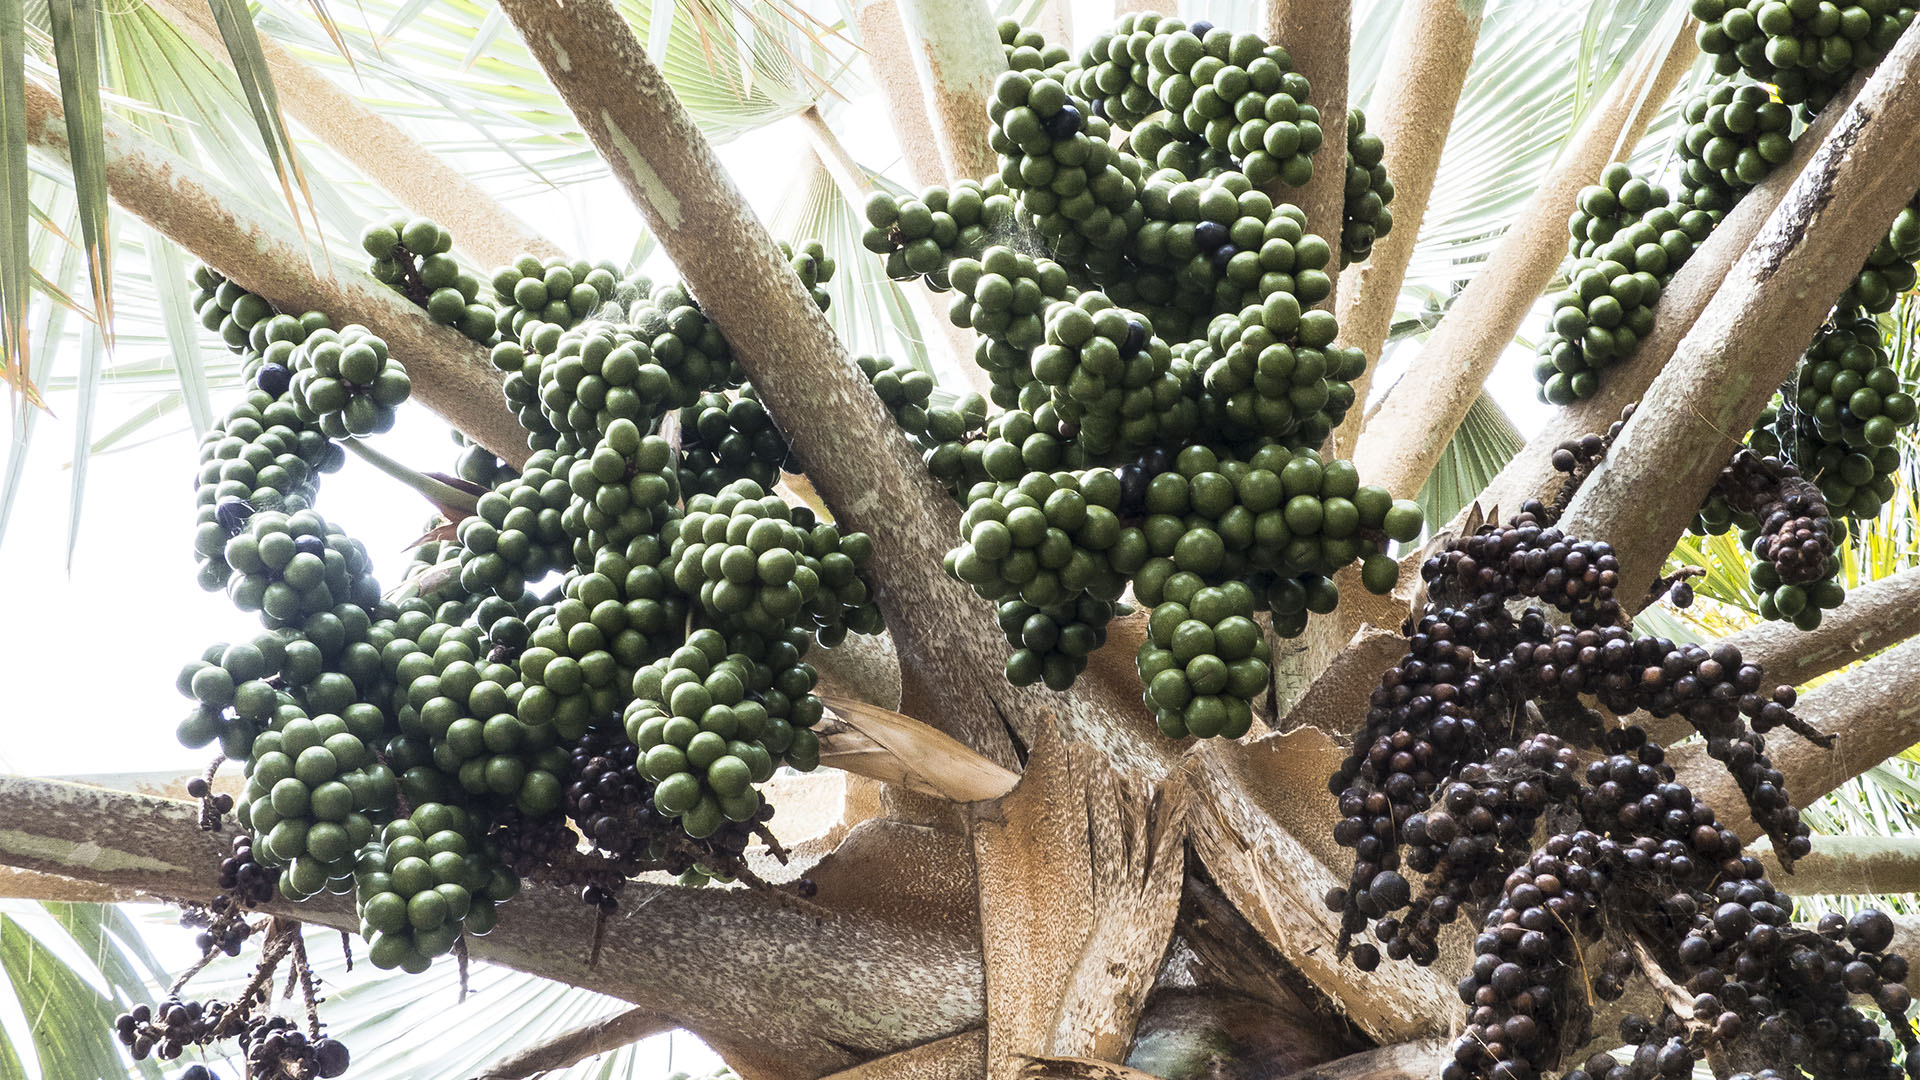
top-left (393, 622), bottom-right (567, 810)
top-left (987, 67), bottom-right (1141, 257)
top-left (862, 179), bottom-right (1015, 291)
top-left (1340, 108), bottom-right (1394, 267)
top-left (667, 479), bottom-right (882, 645)
top-left (237, 708), bottom-right (392, 897)
top-left (457, 450), bottom-right (576, 598)
top-left (290, 326), bottom-right (413, 439)
top-left (1029, 292), bottom-right (1188, 456)
top-left (675, 387), bottom-right (792, 497)
top-left (1141, 19), bottom-right (1319, 190)
top-left (1754, 315), bottom-right (1916, 518)
top-left (1747, 543), bottom-right (1848, 626)
top-left (175, 633), bottom-right (298, 757)
top-left (1692, 0), bottom-right (1915, 114)
top-left (997, 594), bottom-right (1118, 690)
top-left (191, 388), bottom-right (343, 587)
top-left (916, 392), bottom-right (993, 495)
top-left (947, 245), bottom-right (1077, 404)
top-left (626, 630), bottom-right (816, 837)
top-left (511, 319), bottom-right (717, 452)
top-left (1838, 191), bottom-right (1920, 313)
top-left (1125, 444), bottom-right (1417, 634)
top-left (519, 580), bottom-right (657, 742)
top-left (1534, 165), bottom-right (1712, 402)
top-left (1196, 284), bottom-right (1359, 450)
top-left (855, 354), bottom-right (938, 438)
top-left (1069, 11), bottom-right (1167, 129)
top-left (1138, 578), bottom-right (1269, 739)
top-left (488, 254), bottom-right (632, 337)
top-left (452, 432), bottom-right (516, 489)
top-left (362, 216), bottom-right (499, 344)
top-left (997, 17), bottom-right (1072, 76)
top-left (222, 509), bottom-right (381, 628)
top-left (353, 803), bottom-right (517, 971)
top-left (947, 467), bottom-right (1140, 609)
top-left (782, 239), bottom-right (836, 312)
top-left (1676, 81), bottom-right (1795, 220)
top-left (1124, 174), bottom-right (1328, 343)
top-left (562, 419), bottom-right (680, 557)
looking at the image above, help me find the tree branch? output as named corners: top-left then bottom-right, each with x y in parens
top-left (1560, 25), bottom-right (1920, 595)
top-left (1460, 69), bottom-right (1869, 531)
top-left (472, 1007), bottom-right (674, 1080)
top-left (1264, 0), bottom-right (1349, 313)
top-left (851, 0), bottom-right (950, 189)
top-left (142, 0), bottom-right (563, 268)
top-left (20, 80), bottom-right (529, 464)
top-left (1636, 564), bottom-right (1920, 747)
top-left (1350, 20), bottom-right (1696, 499)
top-left (1674, 635), bottom-right (1920, 844)
top-left (1328, 0), bottom-right (1485, 458)
top-left (895, 0), bottom-right (1004, 183)
top-left (1751, 835), bottom-right (1920, 896)
top-left (0, 777), bottom-right (985, 1074)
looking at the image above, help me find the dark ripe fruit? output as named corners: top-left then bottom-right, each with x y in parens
top-left (292, 534), bottom-right (326, 559)
top-left (255, 363), bottom-right (292, 397)
top-left (180, 1067), bottom-right (213, 1080)
top-left (1194, 220), bottom-right (1229, 251)
top-left (1849, 908), bottom-right (1895, 953)
top-left (314, 1036), bottom-right (351, 1077)
top-left (215, 497), bottom-right (255, 537)
top-left (1122, 320), bottom-right (1147, 357)
top-left (1188, 20), bottom-right (1213, 35)
top-left (1044, 104), bottom-right (1083, 140)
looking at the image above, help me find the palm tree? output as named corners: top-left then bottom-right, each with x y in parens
top-left (3, 0), bottom-right (1920, 1077)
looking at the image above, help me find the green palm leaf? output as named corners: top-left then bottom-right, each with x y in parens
top-left (46, 0), bottom-right (111, 352)
top-left (1, 0), bottom-right (36, 406)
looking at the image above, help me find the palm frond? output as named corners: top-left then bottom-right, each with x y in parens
top-left (45, 0), bottom-right (112, 351)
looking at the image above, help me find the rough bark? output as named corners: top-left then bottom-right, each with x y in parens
top-left (1675, 635), bottom-right (1920, 844)
top-left (473, 1007), bottom-right (674, 1080)
top-left (20, 81), bottom-right (529, 464)
top-left (1560, 25), bottom-right (1920, 595)
top-left (1459, 72), bottom-right (1868, 531)
top-left (1327, 0), bottom-right (1484, 458)
top-left (1752, 835), bottom-right (1920, 896)
top-left (494, 0), bottom-right (1173, 777)
top-left (144, 0), bottom-right (562, 268)
top-left (821, 1031), bottom-right (987, 1080)
top-left (1264, 1), bottom-right (1349, 313)
top-left (0, 778), bottom-right (984, 1076)
top-left (1635, 564), bottom-right (1920, 747)
top-left (1350, 21), bottom-right (1696, 500)
top-left (895, 0), bottom-right (1004, 184)
top-left (971, 728), bottom-right (1187, 1077)
top-left (852, 0), bottom-right (950, 189)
